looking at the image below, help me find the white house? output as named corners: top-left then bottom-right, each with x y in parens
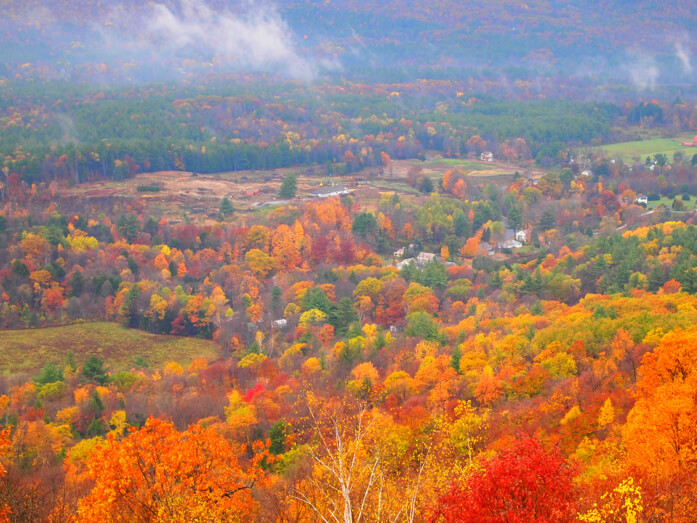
top-left (416, 252), bottom-right (436, 266)
top-left (396, 258), bottom-right (416, 270)
top-left (272, 319), bottom-right (288, 329)
top-left (311, 185), bottom-right (350, 198)
top-left (499, 239), bottom-right (523, 249)
top-left (480, 151), bottom-right (494, 162)
top-left (394, 243), bottom-right (418, 258)
top-left (397, 252), bottom-right (438, 270)
top-left (636, 194), bottom-right (648, 205)
top-left (516, 229), bottom-right (531, 243)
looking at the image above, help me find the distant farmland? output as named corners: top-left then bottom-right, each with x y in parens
top-left (601, 135), bottom-right (696, 162)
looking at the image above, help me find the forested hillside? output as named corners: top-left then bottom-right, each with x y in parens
top-left (0, 78), bottom-right (619, 184)
top-left (1, 132), bottom-right (697, 517)
top-left (2, 0), bottom-right (697, 521)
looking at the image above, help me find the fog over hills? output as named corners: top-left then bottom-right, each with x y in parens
top-left (1, 0), bottom-right (696, 86)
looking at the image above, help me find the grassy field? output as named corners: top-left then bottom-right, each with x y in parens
top-left (419, 159), bottom-right (518, 177)
top-left (368, 180), bottom-right (422, 194)
top-left (0, 322), bottom-right (219, 374)
top-left (646, 196), bottom-right (696, 210)
top-left (423, 159), bottom-right (497, 170)
top-left (601, 135), bottom-right (696, 162)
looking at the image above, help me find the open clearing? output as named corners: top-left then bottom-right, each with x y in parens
top-left (601, 134), bottom-right (696, 162)
top-left (645, 196), bottom-right (696, 210)
top-left (401, 157), bottom-right (540, 178)
top-left (0, 322), bottom-right (218, 374)
top-left (59, 155), bottom-right (537, 222)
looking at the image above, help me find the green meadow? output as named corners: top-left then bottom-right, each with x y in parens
top-left (601, 135), bottom-right (697, 163)
top-left (0, 322), bottom-right (218, 374)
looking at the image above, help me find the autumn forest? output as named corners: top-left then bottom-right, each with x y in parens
top-left (2, 0), bottom-right (697, 522)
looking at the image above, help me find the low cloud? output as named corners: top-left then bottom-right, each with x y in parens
top-left (625, 51), bottom-right (659, 90)
top-left (125, 0), bottom-right (319, 80)
top-left (7, 0), bottom-right (328, 81)
top-left (53, 114), bottom-right (79, 146)
top-left (673, 40), bottom-right (693, 74)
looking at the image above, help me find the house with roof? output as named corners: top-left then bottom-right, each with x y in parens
top-left (396, 252), bottom-right (439, 270)
top-left (394, 243), bottom-right (418, 259)
top-left (396, 258), bottom-right (416, 270)
top-left (516, 229), bottom-right (531, 243)
top-left (272, 319), bottom-right (288, 329)
top-left (636, 194), bottom-right (648, 205)
top-left (311, 184), bottom-right (350, 198)
top-left (499, 238), bottom-right (523, 249)
top-left (480, 151), bottom-right (494, 162)
top-left (416, 252), bottom-right (436, 266)
top-left (493, 228), bottom-right (524, 251)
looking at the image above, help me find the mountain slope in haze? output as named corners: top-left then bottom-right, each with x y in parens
top-left (1, 0), bottom-right (695, 84)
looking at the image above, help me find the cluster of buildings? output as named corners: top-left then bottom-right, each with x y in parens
top-left (394, 248), bottom-right (439, 270)
top-left (392, 225), bottom-right (531, 267)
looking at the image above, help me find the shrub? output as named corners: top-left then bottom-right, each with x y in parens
top-left (136, 185), bottom-right (162, 192)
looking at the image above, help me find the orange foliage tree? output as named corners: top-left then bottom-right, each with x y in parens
top-left (0, 428), bottom-right (10, 522)
top-left (622, 329), bottom-right (697, 516)
top-left (77, 418), bottom-right (266, 522)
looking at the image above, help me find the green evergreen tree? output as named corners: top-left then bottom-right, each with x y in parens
top-left (302, 287), bottom-right (335, 315)
top-left (82, 355), bottom-right (108, 384)
top-left (122, 283), bottom-right (141, 328)
top-left (507, 203), bottom-right (524, 231)
top-left (70, 269), bottom-right (85, 297)
top-left (219, 197), bottom-right (234, 217)
top-left (421, 260), bottom-right (448, 289)
top-left (489, 271), bottom-right (503, 289)
top-left (559, 167), bottom-right (574, 187)
top-left (11, 259), bottom-right (29, 277)
top-left (271, 286), bottom-right (282, 316)
top-left (352, 212), bottom-right (378, 236)
top-left (35, 362), bottom-right (64, 385)
top-left (65, 350), bottom-right (77, 372)
top-left (419, 176), bottom-right (434, 193)
top-left (86, 418), bottom-right (106, 438)
top-left (539, 210), bottom-right (556, 231)
top-left (279, 174), bottom-right (297, 198)
top-left (648, 264), bottom-right (664, 292)
top-left (116, 213), bottom-right (141, 241)
top-left (404, 311), bottom-right (441, 342)
top-left (268, 421), bottom-right (288, 455)
top-left (454, 211), bottom-right (470, 237)
top-left (400, 261), bottom-right (420, 282)
top-left (450, 345), bottom-right (462, 374)
top-left (330, 297), bottom-right (358, 335)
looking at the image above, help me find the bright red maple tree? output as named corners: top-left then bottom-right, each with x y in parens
top-left (430, 435), bottom-right (577, 523)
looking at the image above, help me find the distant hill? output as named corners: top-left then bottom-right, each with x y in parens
top-left (0, 0), bottom-right (695, 84)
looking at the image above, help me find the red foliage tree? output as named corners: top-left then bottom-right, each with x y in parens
top-left (430, 436), bottom-right (577, 523)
